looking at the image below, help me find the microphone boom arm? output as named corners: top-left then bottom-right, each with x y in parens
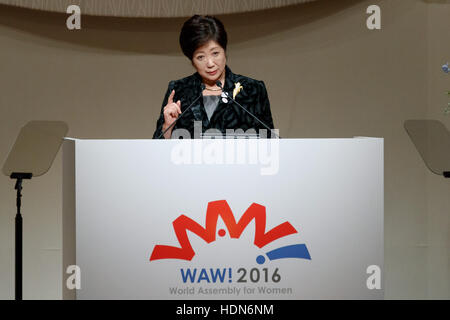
top-left (216, 81), bottom-right (280, 139)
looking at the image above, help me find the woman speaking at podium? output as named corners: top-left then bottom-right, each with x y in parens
top-left (153, 15), bottom-right (275, 139)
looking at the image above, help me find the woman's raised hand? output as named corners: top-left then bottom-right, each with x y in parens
top-left (162, 90), bottom-right (182, 137)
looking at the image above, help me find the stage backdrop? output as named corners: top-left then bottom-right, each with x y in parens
top-left (70, 138), bottom-right (384, 299)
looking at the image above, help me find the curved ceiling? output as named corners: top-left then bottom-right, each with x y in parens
top-left (0, 0), bottom-right (318, 18)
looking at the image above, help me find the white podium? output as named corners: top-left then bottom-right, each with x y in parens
top-left (62, 138), bottom-right (384, 300)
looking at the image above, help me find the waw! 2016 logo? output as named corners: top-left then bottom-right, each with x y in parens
top-left (149, 200), bottom-right (311, 286)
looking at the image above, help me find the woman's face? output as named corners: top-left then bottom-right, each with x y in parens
top-left (192, 40), bottom-right (226, 85)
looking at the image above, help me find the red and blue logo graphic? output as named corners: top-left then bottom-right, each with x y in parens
top-left (150, 200), bottom-right (311, 264)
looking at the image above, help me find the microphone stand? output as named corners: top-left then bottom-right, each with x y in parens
top-left (216, 81), bottom-right (281, 139)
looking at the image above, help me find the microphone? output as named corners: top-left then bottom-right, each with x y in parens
top-left (216, 81), bottom-right (281, 139)
top-left (158, 83), bottom-right (206, 139)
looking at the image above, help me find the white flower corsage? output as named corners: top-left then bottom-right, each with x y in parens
top-left (233, 82), bottom-right (243, 99)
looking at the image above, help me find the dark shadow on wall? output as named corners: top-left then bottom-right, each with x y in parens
top-left (0, 0), bottom-right (363, 55)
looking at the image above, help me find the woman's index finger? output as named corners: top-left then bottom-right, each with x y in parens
top-left (168, 90), bottom-right (175, 104)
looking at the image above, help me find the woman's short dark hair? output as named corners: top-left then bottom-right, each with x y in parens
top-left (179, 15), bottom-right (228, 60)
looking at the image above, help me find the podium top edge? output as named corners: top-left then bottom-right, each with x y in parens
top-left (64, 137), bottom-right (383, 141)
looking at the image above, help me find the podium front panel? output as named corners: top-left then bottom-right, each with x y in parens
top-left (72, 138), bottom-right (383, 299)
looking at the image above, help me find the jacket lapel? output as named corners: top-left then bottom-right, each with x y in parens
top-left (224, 66), bottom-right (242, 120)
top-left (189, 73), bottom-right (205, 122)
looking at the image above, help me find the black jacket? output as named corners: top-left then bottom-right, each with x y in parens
top-left (152, 65), bottom-right (274, 139)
